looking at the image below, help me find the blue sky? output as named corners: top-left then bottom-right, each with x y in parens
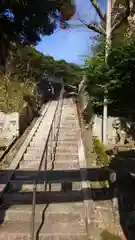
top-left (36, 0), bottom-right (106, 65)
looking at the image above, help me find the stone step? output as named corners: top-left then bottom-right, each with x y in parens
top-left (57, 132), bottom-right (78, 136)
top-left (0, 203), bottom-right (84, 223)
top-left (20, 151), bottom-right (78, 162)
top-left (58, 132), bottom-right (78, 137)
top-left (56, 146), bottom-right (78, 154)
top-left (59, 127), bottom-right (77, 131)
top-left (54, 153), bottom-right (78, 161)
top-left (60, 123), bottom-right (77, 126)
top-left (20, 181), bottom-right (81, 192)
top-left (26, 147), bottom-right (46, 152)
top-left (47, 160), bottom-right (79, 170)
top-left (29, 142), bottom-right (49, 147)
top-left (20, 183), bottom-right (61, 192)
top-left (19, 162), bottom-right (39, 170)
top-left (9, 183), bottom-right (46, 193)
top-left (3, 190), bottom-right (83, 205)
top-left (26, 149), bottom-right (46, 155)
top-left (23, 154), bottom-right (79, 164)
top-left (26, 146), bottom-right (78, 154)
top-left (54, 141), bottom-right (78, 147)
top-left (30, 141), bottom-right (46, 147)
top-left (19, 159), bottom-right (40, 167)
top-left (59, 122), bottom-right (77, 125)
top-left (59, 124), bottom-right (77, 128)
top-left (23, 153), bottom-right (42, 162)
top-left (34, 128), bottom-right (47, 134)
top-left (32, 136), bottom-right (48, 143)
top-left (29, 140), bottom-right (78, 147)
top-left (0, 222), bottom-right (87, 240)
top-left (57, 137), bottom-right (78, 141)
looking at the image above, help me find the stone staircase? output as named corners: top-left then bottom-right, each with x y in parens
top-left (0, 98), bottom-right (89, 239)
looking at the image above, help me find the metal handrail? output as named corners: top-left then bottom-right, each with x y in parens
top-left (30, 87), bottom-right (64, 240)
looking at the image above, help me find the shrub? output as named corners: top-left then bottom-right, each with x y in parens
top-left (93, 137), bottom-right (109, 167)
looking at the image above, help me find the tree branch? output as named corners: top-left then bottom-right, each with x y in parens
top-left (112, 10), bottom-right (120, 25)
top-left (90, 0), bottom-right (106, 22)
top-left (87, 23), bottom-right (106, 35)
top-left (111, 0), bottom-right (130, 33)
top-left (98, 24), bottom-right (106, 35)
top-left (77, 13), bottom-right (106, 36)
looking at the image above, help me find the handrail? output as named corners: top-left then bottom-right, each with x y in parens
top-left (30, 87), bottom-right (64, 240)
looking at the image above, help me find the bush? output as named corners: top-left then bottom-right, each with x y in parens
top-left (0, 76), bottom-right (36, 113)
top-left (93, 137), bottom-right (109, 167)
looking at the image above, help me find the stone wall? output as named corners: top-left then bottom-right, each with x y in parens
top-left (0, 112), bottom-right (19, 148)
top-left (0, 112), bottom-right (19, 140)
top-left (92, 115), bottom-right (117, 144)
top-left (0, 102), bottom-right (35, 148)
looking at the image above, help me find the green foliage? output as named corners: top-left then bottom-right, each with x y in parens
top-left (100, 231), bottom-right (123, 240)
top-left (10, 45), bottom-right (83, 86)
top-left (93, 137), bottom-right (109, 167)
top-left (93, 137), bottom-right (109, 188)
top-left (85, 35), bottom-right (135, 119)
top-left (85, 54), bottom-right (117, 110)
top-left (0, 76), bottom-right (36, 113)
top-left (108, 36), bottom-right (135, 119)
top-left (91, 36), bottom-right (105, 57)
top-left (0, 44), bottom-right (82, 113)
top-left (0, 0), bottom-right (74, 71)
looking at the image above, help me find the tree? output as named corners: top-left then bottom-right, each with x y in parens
top-left (0, 0), bottom-right (75, 71)
top-left (61, 0), bottom-right (131, 37)
top-left (85, 35), bottom-right (135, 120)
top-left (108, 35), bottom-right (135, 119)
top-left (85, 53), bottom-right (115, 110)
top-left (10, 44), bottom-right (83, 86)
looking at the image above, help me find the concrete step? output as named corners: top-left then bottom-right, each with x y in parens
top-left (32, 136), bottom-right (48, 142)
top-left (57, 131), bottom-right (78, 136)
top-left (46, 182), bottom-right (82, 191)
top-left (60, 122), bottom-right (77, 125)
top-left (0, 222), bottom-right (87, 240)
top-left (26, 147), bottom-right (46, 152)
top-left (20, 183), bottom-right (61, 192)
top-left (27, 154), bottom-right (79, 164)
top-left (21, 182), bottom-right (81, 192)
top-left (23, 153), bottom-right (42, 162)
top-left (47, 160), bottom-right (79, 170)
top-left (19, 159), bottom-right (40, 167)
top-left (0, 203), bottom-right (84, 223)
top-left (60, 123), bottom-right (77, 126)
top-left (54, 153), bottom-right (78, 161)
top-left (59, 124), bottom-right (77, 128)
top-left (29, 142), bottom-right (48, 147)
top-left (19, 162), bottom-right (39, 170)
top-left (57, 137), bottom-right (78, 141)
top-left (59, 127), bottom-right (77, 131)
top-left (58, 132), bottom-right (78, 136)
top-left (54, 141), bottom-right (78, 147)
top-left (3, 190), bottom-right (83, 205)
top-left (56, 146), bottom-right (78, 154)
top-left (26, 146), bottom-right (78, 154)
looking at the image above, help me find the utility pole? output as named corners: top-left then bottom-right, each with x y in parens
top-left (102, 0), bottom-right (112, 144)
